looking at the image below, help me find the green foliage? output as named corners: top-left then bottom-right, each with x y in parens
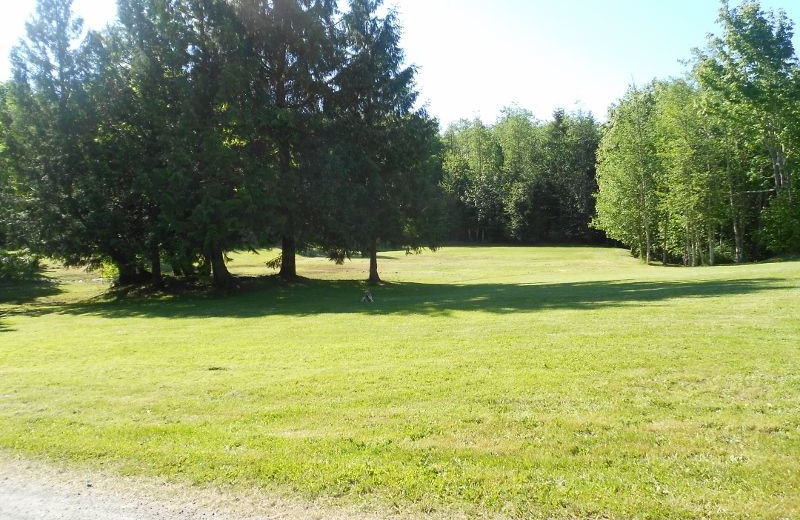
top-left (323, 0), bottom-right (445, 282)
top-left (595, 1), bottom-right (800, 263)
top-left (594, 83), bottom-right (661, 261)
top-left (442, 108), bottom-right (601, 243)
top-left (0, 83), bottom-right (15, 252)
top-left (441, 118), bottom-right (507, 241)
top-left (99, 261), bottom-right (120, 281)
top-left (3, 0), bottom-right (444, 286)
top-left (6, 0), bottom-right (797, 287)
top-left (0, 250), bottom-right (41, 280)
top-left (761, 191), bottom-right (800, 253)
top-left (231, 0), bottom-right (338, 279)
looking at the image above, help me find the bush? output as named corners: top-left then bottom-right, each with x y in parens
top-left (100, 261), bottom-right (119, 281)
top-left (0, 250), bottom-right (42, 280)
top-left (712, 243), bottom-right (735, 265)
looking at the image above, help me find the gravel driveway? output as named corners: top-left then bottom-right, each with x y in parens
top-left (0, 456), bottom-right (383, 520)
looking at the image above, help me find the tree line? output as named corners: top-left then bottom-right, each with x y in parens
top-left (440, 108), bottom-right (603, 244)
top-left (0, 0), bottom-right (444, 286)
top-left (594, 1), bottom-right (800, 265)
top-left (3, 0), bottom-right (798, 286)
top-left (0, 0), bottom-right (609, 287)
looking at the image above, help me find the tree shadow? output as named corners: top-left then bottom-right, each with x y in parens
top-left (0, 280), bottom-right (62, 305)
top-left (27, 276), bottom-right (790, 320)
top-left (0, 280), bottom-right (64, 332)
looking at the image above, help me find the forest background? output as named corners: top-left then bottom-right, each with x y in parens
top-left (1, 0), bottom-right (799, 285)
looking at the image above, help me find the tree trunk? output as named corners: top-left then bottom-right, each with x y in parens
top-left (638, 233), bottom-right (644, 262)
top-left (368, 238), bottom-right (381, 285)
top-left (110, 249), bottom-right (142, 286)
top-left (781, 143), bottom-right (792, 203)
top-left (116, 262), bottom-right (140, 286)
top-left (684, 226), bottom-right (690, 266)
top-left (768, 143), bottom-right (782, 194)
top-left (279, 234), bottom-right (297, 280)
top-left (274, 56), bottom-right (298, 281)
top-left (696, 236), bottom-right (703, 266)
top-left (707, 227), bottom-right (715, 267)
top-left (171, 254), bottom-right (194, 279)
top-left (662, 214), bottom-right (669, 265)
top-left (733, 217), bottom-right (744, 263)
top-left (151, 244), bottom-right (162, 286)
top-left (209, 249), bottom-right (234, 288)
top-left (729, 183), bottom-right (744, 263)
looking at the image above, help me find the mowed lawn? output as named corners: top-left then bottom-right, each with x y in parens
top-left (1, 246), bottom-right (799, 519)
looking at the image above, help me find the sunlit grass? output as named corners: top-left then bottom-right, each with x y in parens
top-left (1, 246), bottom-right (799, 518)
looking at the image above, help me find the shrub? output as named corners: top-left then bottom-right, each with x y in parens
top-left (0, 250), bottom-right (42, 280)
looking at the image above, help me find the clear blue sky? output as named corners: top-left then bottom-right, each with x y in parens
top-left (2, 0), bottom-right (799, 126)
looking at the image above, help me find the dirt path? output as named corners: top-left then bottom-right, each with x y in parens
top-left (0, 456), bottom-right (387, 520)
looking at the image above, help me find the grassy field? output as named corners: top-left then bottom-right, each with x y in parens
top-left (1, 246), bottom-right (799, 519)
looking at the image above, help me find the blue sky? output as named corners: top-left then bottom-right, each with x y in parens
top-left (2, 0), bottom-right (799, 126)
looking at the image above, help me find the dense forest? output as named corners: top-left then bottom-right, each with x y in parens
top-left (441, 108), bottom-right (603, 244)
top-left (1, 0), bottom-right (799, 286)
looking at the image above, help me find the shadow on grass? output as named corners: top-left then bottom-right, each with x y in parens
top-left (19, 276), bottom-right (788, 320)
top-left (0, 279), bottom-right (62, 305)
top-left (0, 279), bottom-right (64, 332)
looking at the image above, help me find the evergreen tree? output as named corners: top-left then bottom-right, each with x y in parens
top-left (0, 82), bottom-right (14, 252)
top-left (328, 0), bottom-right (444, 284)
top-left (118, 0), bottom-right (271, 286)
top-left (4, 0), bottom-right (151, 279)
top-left (233, 0), bottom-right (339, 280)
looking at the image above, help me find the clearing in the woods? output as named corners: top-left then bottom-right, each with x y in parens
top-left (1, 246), bottom-right (799, 519)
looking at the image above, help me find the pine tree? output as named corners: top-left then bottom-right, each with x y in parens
top-left (328, 0), bottom-right (444, 284)
top-left (5, 0), bottom-right (151, 280)
top-left (233, 0), bottom-right (339, 280)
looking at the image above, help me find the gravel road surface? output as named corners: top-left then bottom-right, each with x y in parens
top-left (0, 456), bottom-right (380, 520)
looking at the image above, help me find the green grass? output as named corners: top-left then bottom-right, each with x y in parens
top-left (1, 246), bottom-right (799, 519)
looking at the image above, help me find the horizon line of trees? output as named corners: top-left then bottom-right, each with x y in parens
top-left (594, 0), bottom-right (800, 265)
top-left (3, 0), bottom-right (799, 286)
top-left (440, 107), bottom-right (605, 245)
